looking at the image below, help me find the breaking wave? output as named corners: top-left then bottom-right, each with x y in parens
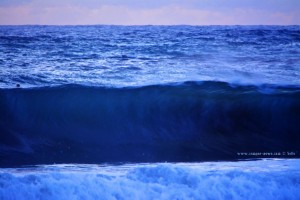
top-left (0, 81), bottom-right (299, 166)
top-left (1, 160), bottom-right (300, 200)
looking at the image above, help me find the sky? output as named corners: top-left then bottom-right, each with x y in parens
top-left (0, 0), bottom-right (299, 25)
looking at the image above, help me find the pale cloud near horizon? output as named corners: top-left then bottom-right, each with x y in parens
top-left (0, 0), bottom-right (299, 25)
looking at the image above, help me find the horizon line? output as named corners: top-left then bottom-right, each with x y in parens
top-left (1, 24), bottom-right (299, 26)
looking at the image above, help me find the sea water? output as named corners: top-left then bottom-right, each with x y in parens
top-left (1, 25), bottom-right (300, 88)
top-left (1, 159), bottom-right (300, 200)
top-left (0, 26), bottom-right (300, 199)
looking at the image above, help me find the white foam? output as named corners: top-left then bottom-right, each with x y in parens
top-left (1, 159), bottom-right (300, 200)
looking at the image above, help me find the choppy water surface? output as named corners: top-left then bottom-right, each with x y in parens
top-left (1, 25), bottom-right (299, 88)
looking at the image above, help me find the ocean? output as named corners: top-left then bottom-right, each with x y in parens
top-left (0, 25), bottom-right (300, 199)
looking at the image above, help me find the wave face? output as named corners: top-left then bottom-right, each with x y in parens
top-left (1, 160), bottom-right (300, 200)
top-left (0, 81), bottom-right (299, 166)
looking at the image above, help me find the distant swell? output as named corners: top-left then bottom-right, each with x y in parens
top-left (0, 81), bottom-right (299, 167)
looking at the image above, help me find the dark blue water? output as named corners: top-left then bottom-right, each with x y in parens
top-left (0, 26), bottom-right (300, 167)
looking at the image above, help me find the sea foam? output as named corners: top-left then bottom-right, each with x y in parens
top-left (1, 159), bottom-right (300, 200)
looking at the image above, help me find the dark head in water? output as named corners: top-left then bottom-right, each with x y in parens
top-left (121, 55), bottom-right (129, 60)
top-left (16, 84), bottom-right (20, 88)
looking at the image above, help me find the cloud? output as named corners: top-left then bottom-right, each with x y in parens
top-left (0, 0), bottom-right (299, 25)
top-left (2, 0), bottom-right (299, 11)
top-left (0, 0), bottom-right (31, 7)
